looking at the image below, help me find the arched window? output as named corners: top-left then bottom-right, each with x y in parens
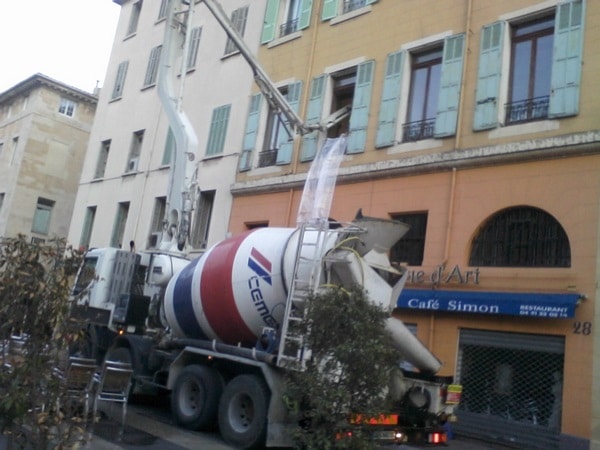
top-left (469, 206), bottom-right (570, 267)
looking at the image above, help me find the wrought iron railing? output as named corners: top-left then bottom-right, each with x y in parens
top-left (505, 96), bottom-right (549, 125)
top-left (258, 149), bottom-right (278, 167)
top-left (279, 18), bottom-right (299, 37)
top-left (343, 0), bottom-right (367, 14)
top-left (402, 119), bottom-right (435, 142)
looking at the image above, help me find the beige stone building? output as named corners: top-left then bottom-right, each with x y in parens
top-left (0, 74), bottom-right (97, 243)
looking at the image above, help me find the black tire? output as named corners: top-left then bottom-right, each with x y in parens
top-left (218, 374), bottom-right (270, 450)
top-left (171, 365), bottom-right (223, 431)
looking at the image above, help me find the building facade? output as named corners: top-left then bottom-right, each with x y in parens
top-left (66, 0), bottom-right (599, 448)
top-left (0, 74), bottom-right (97, 243)
top-left (228, 0), bottom-right (599, 449)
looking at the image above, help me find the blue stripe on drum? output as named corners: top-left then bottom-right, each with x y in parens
top-left (172, 257), bottom-right (208, 339)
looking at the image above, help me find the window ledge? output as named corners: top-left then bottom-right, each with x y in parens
top-left (248, 165), bottom-right (282, 176)
top-left (386, 138), bottom-right (443, 155)
top-left (489, 120), bottom-right (560, 140)
top-left (267, 30), bottom-right (303, 49)
top-left (121, 171), bottom-right (137, 177)
top-left (330, 5), bottom-right (373, 26)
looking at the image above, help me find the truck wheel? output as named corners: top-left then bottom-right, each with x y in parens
top-left (218, 374), bottom-right (269, 450)
top-left (171, 365), bottom-right (223, 430)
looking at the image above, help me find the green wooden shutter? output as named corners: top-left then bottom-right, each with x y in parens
top-left (206, 104), bottom-right (230, 156)
top-left (277, 81), bottom-right (303, 164)
top-left (239, 94), bottom-right (262, 171)
top-left (347, 60), bottom-right (375, 154)
top-left (375, 51), bottom-right (404, 148)
top-left (261, 0), bottom-right (279, 44)
top-left (435, 34), bottom-right (465, 138)
top-left (473, 22), bottom-right (504, 130)
top-left (301, 74), bottom-right (326, 161)
top-left (549, 0), bottom-right (585, 118)
top-left (299, 0), bottom-right (313, 30)
top-left (322, 0), bottom-right (337, 20)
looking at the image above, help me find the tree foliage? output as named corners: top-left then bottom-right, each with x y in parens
top-left (284, 286), bottom-right (400, 450)
top-left (0, 235), bottom-right (85, 449)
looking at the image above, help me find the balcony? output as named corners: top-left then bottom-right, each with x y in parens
top-left (505, 96), bottom-right (549, 126)
top-left (402, 119), bottom-right (435, 142)
top-left (258, 149), bottom-right (278, 167)
top-left (279, 18), bottom-right (298, 37)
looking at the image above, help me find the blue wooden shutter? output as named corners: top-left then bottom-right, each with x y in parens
top-left (277, 81), bottom-right (302, 164)
top-left (301, 74), bottom-right (326, 161)
top-left (299, 0), bottom-right (313, 30)
top-left (206, 104), bottom-right (230, 156)
top-left (376, 51), bottom-right (404, 148)
top-left (435, 34), bottom-right (465, 138)
top-left (549, 0), bottom-right (585, 118)
top-left (239, 94), bottom-right (262, 171)
top-left (322, 0), bottom-right (337, 20)
top-left (261, 0), bottom-right (279, 44)
top-left (347, 60), bottom-right (375, 154)
top-left (473, 22), bottom-right (504, 130)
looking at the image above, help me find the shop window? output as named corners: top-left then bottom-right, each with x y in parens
top-left (32, 198), bottom-right (55, 235)
top-left (473, 0), bottom-right (584, 130)
top-left (224, 6), bottom-right (248, 55)
top-left (469, 206), bottom-right (571, 267)
top-left (112, 61), bottom-right (129, 100)
top-left (127, 0), bottom-right (142, 36)
top-left (110, 202), bottom-right (130, 248)
top-left (191, 190), bottom-right (215, 249)
top-left (79, 206), bottom-right (96, 250)
top-left (94, 140), bottom-right (111, 179)
top-left (143, 45), bottom-right (162, 87)
top-left (389, 212), bottom-right (428, 266)
top-left (205, 105), bottom-right (231, 157)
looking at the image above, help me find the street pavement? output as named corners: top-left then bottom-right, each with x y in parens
top-left (84, 402), bottom-right (515, 450)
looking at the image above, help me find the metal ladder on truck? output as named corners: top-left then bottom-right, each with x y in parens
top-left (276, 222), bottom-right (329, 370)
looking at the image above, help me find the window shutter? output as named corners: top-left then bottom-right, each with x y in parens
top-left (473, 22), bottom-right (504, 130)
top-left (365, 0), bottom-right (379, 4)
top-left (347, 60), bottom-right (375, 154)
top-left (301, 74), bottom-right (326, 161)
top-left (261, 0), bottom-right (280, 44)
top-left (549, 0), bottom-right (585, 118)
top-left (206, 104), bottom-right (231, 156)
top-left (112, 61), bottom-right (129, 99)
top-left (435, 33), bottom-right (465, 138)
top-left (322, 0), bottom-right (337, 20)
top-left (277, 81), bottom-right (302, 164)
top-left (299, 0), bottom-right (313, 30)
top-left (239, 94), bottom-right (262, 171)
top-left (375, 50), bottom-right (404, 148)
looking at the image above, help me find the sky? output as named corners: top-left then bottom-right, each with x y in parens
top-left (0, 0), bottom-right (121, 94)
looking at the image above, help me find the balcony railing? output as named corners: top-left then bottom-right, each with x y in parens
top-left (343, 0), bottom-right (367, 14)
top-left (505, 96), bottom-right (549, 125)
top-left (258, 149), bottom-right (278, 167)
top-left (279, 18), bottom-right (299, 37)
top-left (402, 119), bottom-right (435, 142)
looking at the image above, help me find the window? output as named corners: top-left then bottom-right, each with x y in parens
top-left (112, 61), bottom-right (129, 99)
top-left (506, 16), bottom-right (554, 125)
top-left (32, 198), bottom-right (55, 235)
top-left (110, 202), bottom-right (130, 248)
top-left (321, 0), bottom-right (377, 21)
top-left (126, 130), bottom-right (144, 172)
top-left (205, 105), bottom-right (230, 156)
top-left (245, 221), bottom-right (268, 230)
top-left (390, 212), bottom-right (428, 266)
top-left (301, 60), bottom-right (374, 161)
top-left (239, 93), bottom-right (263, 171)
top-left (148, 197), bottom-right (166, 248)
top-left (94, 140), bottom-right (110, 179)
top-left (58, 98), bottom-right (76, 117)
top-left (191, 190), bottom-right (215, 249)
top-left (80, 206), bottom-right (96, 250)
top-left (0, 193), bottom-right (5, 213)
top-left (10, 137), bottom-right (18, 165)
top-left (162, 128), bottom-right (175, 166)
top-left (473, 0), bottom-right (584, 130)
top-left (144, 45), bottom-right (162, 87)
top-left (375, 34), bottom-right (465, 147)
top-left (186, 27), bottom-right (202, 70)
top-left (260, 0), bottom-right (313, 43)
top-left (224, 6), bottom-right (248, 55)
top-left (157, 0), bottom-right (169, 21)
top-left (259, 82), bottom-right (302, 167)
top-left (469, 206), bottom-right (571, 267)
top-left (127, 0), bottom-right (142, 35)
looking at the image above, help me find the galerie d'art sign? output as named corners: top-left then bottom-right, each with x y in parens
top-left (405, 264), bottom-right (480, 286)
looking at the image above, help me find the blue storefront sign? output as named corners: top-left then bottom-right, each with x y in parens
top-left (397, 288), bottom-right (581, 318)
